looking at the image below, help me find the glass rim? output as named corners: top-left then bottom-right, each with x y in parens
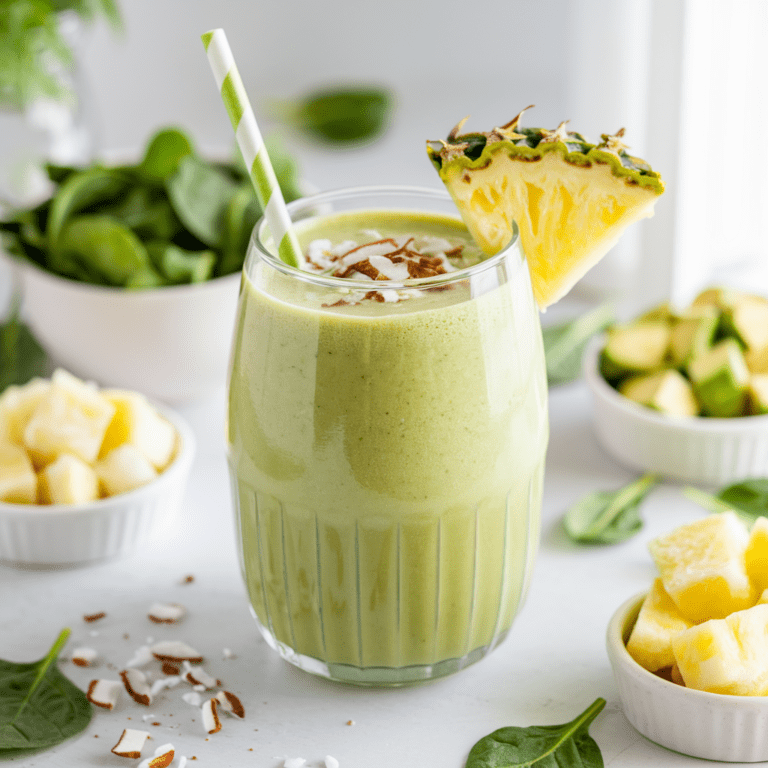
top-left (250, 185), bottom-right (521, 291)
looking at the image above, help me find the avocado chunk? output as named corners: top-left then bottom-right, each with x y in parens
top-left (748, 374), bottom-right (768, 415)
top-left (688, 339), bottom-right (750, 417)
top-left (600, 320), bottom-right (671, 383)
top-left (722, 295), bottom-right (768, 352)
top-left (691, 286), bottom-right (744, 312)
top-left (620, 369), bottom-right (700, 417)
top-left (669, 307), bottom-right (719, 368)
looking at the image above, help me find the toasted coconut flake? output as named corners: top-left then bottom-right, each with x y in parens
top-left (161, 661), bottom-right (180, 676)
top-left (148, 602), bottom-right (186, 624)
top-left (120, 668), bottom-right (152, 706)
top-left (111, 728), bottom-right (150, 758)
top-left (71, 647), bottom-right (99, 667)
top-left (86, 679), bottom-right (121, 710)
top-left (83, 612), bottom-right (106, 622)
top-left (182, 661), bottom-right (217, 689)
top-left (215, 690), bottom-right (244, 719)
top-left (150, 640), bottom-right (203, 663)
top-left (182, 691), bottom-right (202, 707)
top-left (126, 645), bottom-right (154, 668)
top-left (201, 697), bottom-right (222, 734)
top-left (138, 743), bottom-right (175, 768)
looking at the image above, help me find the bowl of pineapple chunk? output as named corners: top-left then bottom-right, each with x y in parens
top-left (607, 512), bottom-right (768, 762)
top-left (584, 286), bottom-right (768, 484)
top-left (0, 369), bottom-right (195, 566)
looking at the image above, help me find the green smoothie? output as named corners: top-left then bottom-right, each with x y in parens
top-left (227, 205), bottom-right (548, 684)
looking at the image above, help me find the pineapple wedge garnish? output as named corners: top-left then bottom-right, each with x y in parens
top-left (626, 578), bottom-right (693, 672)
top-left (648, 512), bottom-right (756, 623)
top-left (427, 107), bottom-right (665, 308)
top-left (672, 603), bottom-right (768, 695)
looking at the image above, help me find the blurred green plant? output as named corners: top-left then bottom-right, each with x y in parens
top-left (0, 0), bottom-right (122, 110)
top-left (271, 85), bottom-right (393, 145)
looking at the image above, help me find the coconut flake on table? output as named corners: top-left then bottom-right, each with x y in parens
top-left (283, 759), bottom-right (307, 768)
top-left (150, 640), bottom-right (203, 663)
top-left (86, 679), bottom-right (121, 709)
top-left (182, 660), bottom-right (217, 688)
top-left (120, 668), bottom-right (152, 706)
top-left (182, 691), bottom-right (203, 707)
top-left (325, 757), bottom-right (340, 768)
top-left (201, 697), bottom-right (222, 734)
top-left (147, 602), bottom-right (186, 624)
top-left (138, 743), bottom-right (175, 768)
top-left (150, 675), bottom-right (181, 697)
top-left (215, 690), bottom-right (245, 719)
top-left (71, 646), bottom-right (99, 667)
top-left (126, 645), bottom-right (154, 668)
top-left (111, 728), bottom-right (150, 758)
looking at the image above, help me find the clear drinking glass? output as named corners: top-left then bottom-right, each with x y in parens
top-left (227, 186), bottom-right (548, 686)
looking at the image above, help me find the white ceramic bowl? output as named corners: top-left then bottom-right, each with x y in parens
top-left (583, 336), bottom-right (768, 485)
top-left (4, 253), bottom-right (240, 403)
top-left (607, 592), bottom-right (768, 762)
top-left (0, 403), bottom-right (195, 567)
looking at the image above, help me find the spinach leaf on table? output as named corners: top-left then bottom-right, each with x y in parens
top-left (0, 629), bottom-right (92, 753)
top-left (0, 298), bottom-right (50, 390)
top-left (563, 474), bottom-right (659, 544)
top-left (542, 302), bottom-right (614, 386)
top-left (684, 480), bottom-right (768, 527)
top-left (466, 698), bottom-right (606, 768)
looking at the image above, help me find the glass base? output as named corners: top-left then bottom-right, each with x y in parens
top-left (250, 607), bottom-right (509, 687)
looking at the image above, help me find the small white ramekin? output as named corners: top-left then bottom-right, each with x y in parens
top-left (0, 404), bottom-right (195, 567)
top-left (583, 336), bottom-right (768, 485)
top-left (607, 592), bottom-right (768, 763)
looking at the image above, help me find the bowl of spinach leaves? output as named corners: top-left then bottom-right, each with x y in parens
top-left (0, 127), bottom-right (303, 402)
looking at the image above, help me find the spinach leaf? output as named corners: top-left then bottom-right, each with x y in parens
top-left (146, 242), bottom-right (216, 284)
top-left (166, 154), bottom-right (239, 248)
top-left (563, 474), bottom-right (658, 544)
top-left (275, 86), bottom-right (392, 144)
top-left (466, 698), bottom-right (606, 768)
top-left (543, 302), bottom-right (614, 386)
top-left (0, 628), bottom-right (92, 752)
top-left (58, 214), bottom-right (151, 286)
top-left (684, 480), bottom-right (768, 527)
top-left (140, 127), bottom-right (194, 183)
top-left (0, 298), bottom-right (50, 390)
top-left (220, 184), bottom-right (260, 277)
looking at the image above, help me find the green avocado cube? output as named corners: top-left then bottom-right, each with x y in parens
top-left (688, 339), bottom-right (750, 417)
top-left (669, 306), bottom-right (719, 368)
top-left (600, 320), bottom-right (671, 383)
top-left (620, 369), bottom-right (700, 417)
top-left (748, 374), bottom-right (768, 415)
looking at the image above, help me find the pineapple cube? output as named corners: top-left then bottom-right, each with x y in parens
top-left (23, 369), bottom-right (115, 467)
top-left (0, 442), bottom-right (37, 503)
top-left (672, 603), bottom-right (768, 695)
top-left (100, 390), bottom-right (177, 470)
top-left (0, 378), bottom-right (51, 446)
top-left (648, 512), bottom-right (756, 623)
top-left (626, 578), bottom-right (694, 672)
top-left (40, 454), bottom-right (99, 505)
top-left (745, 516), bottom-right (768, 592)
top-left (97, 444), bottom-right (157, 497)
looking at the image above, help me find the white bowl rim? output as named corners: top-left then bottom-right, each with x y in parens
top-left (0, 400), bottom-right (195, 519)
top-left (583, 334), bottom-right (768, 434)
top-left (607, 591), bottom-right (768, 705)
top-left (3, 249), bottom-right (242, 299)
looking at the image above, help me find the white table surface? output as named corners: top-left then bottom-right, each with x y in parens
top-left (0, 375), bottom-right (748, 768)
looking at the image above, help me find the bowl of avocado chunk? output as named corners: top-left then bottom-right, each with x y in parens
top-left (584, 287), bottom-right (768, 484)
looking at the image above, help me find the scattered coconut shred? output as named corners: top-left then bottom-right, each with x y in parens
top-left (77, 599), bottom-right (339, 764)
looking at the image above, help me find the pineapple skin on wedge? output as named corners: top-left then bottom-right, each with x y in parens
top-left (427, 111), bottom-right (664, 309)
top-left (672, 603), bottom-right (768, 695)
top-left (626, 578), bottom-right (694, 672)
top-left (648, 512), bottom-right (756, 623)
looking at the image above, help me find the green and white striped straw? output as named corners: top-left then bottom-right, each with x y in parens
top-left (201, 28), bottom-right (302, 268)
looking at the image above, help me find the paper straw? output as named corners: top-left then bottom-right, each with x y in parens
top-left (201, 28), bottom-right (302, 268)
